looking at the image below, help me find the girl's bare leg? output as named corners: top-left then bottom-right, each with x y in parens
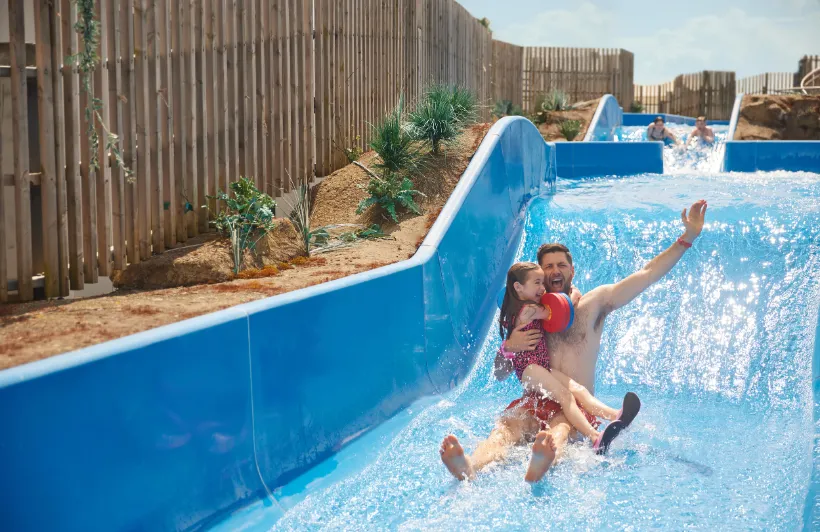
top-left (549, 369), bottom-right (620, 420)
top-left (522, 364), bottom-right (600, 441)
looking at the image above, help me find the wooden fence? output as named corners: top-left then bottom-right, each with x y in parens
top-left (491, 40), bottom-right (523, 108)
top-left (736, 72), bottom-right (796, 95)
top-left (633, 71), bottom-right (736, 120)
top-left (1, 0), bottom-right (637, 302)
top-left (798, 55), bottom-right (820, 85)
top-left (522, 47), bottom-right (634, 111)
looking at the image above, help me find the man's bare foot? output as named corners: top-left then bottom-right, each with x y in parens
top-left (524, 430), bottom-right (557, 482)
top-left (440, 435), bottom-right (475, 481)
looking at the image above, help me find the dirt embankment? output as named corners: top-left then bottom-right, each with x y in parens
top-left (536, 98), bottom-right (600, 142)
top-left (0, 124), bottom-right (491, 370)
top-left (734, 95), bottom-right (820, 140)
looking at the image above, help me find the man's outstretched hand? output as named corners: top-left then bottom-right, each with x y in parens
top-left (681, 199), bottom-right (707, 243)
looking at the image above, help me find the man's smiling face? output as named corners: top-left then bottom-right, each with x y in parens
top-left (538, 251), bottom-right (575, 294)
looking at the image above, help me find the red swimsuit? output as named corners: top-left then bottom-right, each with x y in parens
top-left (510, 316), bottom-right (551, 381)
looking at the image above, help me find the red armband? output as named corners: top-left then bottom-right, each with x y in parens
top-left (677, 237), bottom-right (692, 249)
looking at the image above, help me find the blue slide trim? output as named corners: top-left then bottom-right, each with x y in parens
top-left (583, 94), bottom-right (623, 141)
top-left (724, 141), bottom-right (820, 173)
top-left (556, 141), bottom-right (664, 178)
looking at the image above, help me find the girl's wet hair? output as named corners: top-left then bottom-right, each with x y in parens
top-left (499, 262), bottom-right (542, 340)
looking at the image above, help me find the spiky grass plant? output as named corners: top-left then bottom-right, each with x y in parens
top-left (369, 95), bottom-right (423, 174)
top-left (559, 119), bottom-right (582, 141)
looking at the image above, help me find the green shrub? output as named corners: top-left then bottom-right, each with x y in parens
top-left (369, 95), bottom-right (423, 174)
top-left (630, 100), bottom-right (644, 113)
top-left (449, 85), bottom-right (478, 124)
top-left (559, 119), bottom-right (582, 141)
top-left (356, 173), bottom-right (423, 223)
top-left (206, 177), bottom-right (277, 274)
top-left (493, 99), bottom-right (523, 118)
top-left (533, 90), bottom-right (572, 124)
top-left (409, 85), bottom-right (463, 154)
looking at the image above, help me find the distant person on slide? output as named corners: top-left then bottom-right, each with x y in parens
top-left (440, 200), bottom-right (708, 483)
top-left (688, 116), bottom-right (715, 145)
top-left (647, 116), bottom-right (680, 145)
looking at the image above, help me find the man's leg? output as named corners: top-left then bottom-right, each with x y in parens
top-left (524, 413), bottom-right (572, 482)
top-left (440, 413), bottom-right (533, 481)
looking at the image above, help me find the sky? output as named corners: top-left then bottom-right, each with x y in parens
top-left (457, 0), bottom-right (820, 84)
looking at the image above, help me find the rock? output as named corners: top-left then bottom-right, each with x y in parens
top-left (112, 219), bottom-right (306, 289)
top-left (735, 95), bottom-right (820, 141)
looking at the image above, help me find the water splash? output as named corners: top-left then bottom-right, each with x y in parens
top-left (269, 172), bottom-right (819, 531)
top-left (617, 125), bottom-right (729, 174)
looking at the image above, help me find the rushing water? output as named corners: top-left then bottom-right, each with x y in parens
top-left (616, 124), bottom-right (730, 174)
top-left (259, 171), bottom-right (819, 531)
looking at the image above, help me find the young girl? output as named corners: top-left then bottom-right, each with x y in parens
top-left (499, 262), bottom-right (636, 453)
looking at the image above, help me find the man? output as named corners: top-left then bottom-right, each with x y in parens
top-left (440, 200), bottom-right (708, 482)
top-left (688, 116), bottom-right (715, 145)
top-left (646, 116), bottom-right (679, 145)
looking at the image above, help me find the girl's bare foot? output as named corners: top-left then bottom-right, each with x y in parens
top-left (440, 435), bottom-right (475, 481)
top-left (524, 430), bottom-right (557, 482)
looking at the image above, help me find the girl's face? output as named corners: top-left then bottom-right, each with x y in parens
top-left (514, 268), bottom-right (546, 301)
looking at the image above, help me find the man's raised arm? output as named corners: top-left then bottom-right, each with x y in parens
top-left (592, 200), bottom-right (707, 313)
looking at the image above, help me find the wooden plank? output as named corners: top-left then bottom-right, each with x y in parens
top-left (161, 0), bottom-right (175, 248)
top-left (314, 0), bottom-right (325, 176)
top-left (135, 0), bottom-right (152, 259)
top-left (94, 0), bottom-right (114, 274)
top-left (9, 0), bottom-right (34, 299)
top-left (270, 0), bottom-right (284, 196)
top-left (207, 0), bottom-right (219, 211)
top-left (173, 0), bottom-right (188, 243)
top-left (148, 0), bottom-right (164, 253)
top-left (304, 0), bottom-right (315, 185)
top-left (197, 0), bottom-right (209, 233)
top-left (250, 0), bottom-right (259, 186)
top-left (50, 0), bottom-right (70, 295)
top-left (218, 0), bottom-right (229, 204)
top-left (61, 0), bottom-right (85, 285)
top-left (283, 0), bottom-right (295, 191)
top-left (122, 0), bottom-right (139, 265)
top-left (239, 0), bottom-right (250, 180)
top-left (34, 0), bottom-right (61, 297)
top-left (185, 0), bottom-right (199, 238)
top-left (256, 0), bottom-right (267, 193)
top-left (229, 0), bottom-right (240, 185)
top-left (0, 107), bottom-right (5, 301)
top-left (110, 0), bottom-right (127, 269)
top-left (206, 0), bottom-right (218, 230)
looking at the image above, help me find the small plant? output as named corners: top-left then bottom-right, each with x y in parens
top-left (369, 95), bottom-right (423, 174)
top-left (409, 85), bottom-right (460, 154)
top-left (285, 180), bottom-right (330, 256)
top-left (339, 224), bottom-right (388, 242)
top-left (344, 135), bottom-right (363, 162)
top-left (630, 100), bottom-right (644, 113)
top-left (559, 119), bottom-right (582, 141)
top-left (479, 17), bottom-right (491, 30)
top-left (492, 99), bottom-right (524, 119)
top-left (533, 90), bottom-right (572, 123)
top-left (449, 85), bottom-right (478, 125)
top-left (205, 177), bottom-right (277, 274)
top-left (356, 173), bottom-right (423, 223)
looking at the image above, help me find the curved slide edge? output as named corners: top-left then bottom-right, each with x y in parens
top-left (0, 118), bottom-right (555, 531)
top-left (726, 93), bottom-right (744, 143)
top-left (583, 94), bottom-right (623, 141)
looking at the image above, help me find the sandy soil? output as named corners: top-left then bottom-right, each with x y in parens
top-left (0, 124), bottom-right (490, 370)
top-left (536, 98), bottom-right (600, 141)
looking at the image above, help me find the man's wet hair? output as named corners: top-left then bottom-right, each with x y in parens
top-left (697, 115), bottom-right (706, 121)
top-left (537, 243), bottom-right (573, 266)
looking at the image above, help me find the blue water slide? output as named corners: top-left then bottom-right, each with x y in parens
top-left (0, 117), bottom-right (555, 531)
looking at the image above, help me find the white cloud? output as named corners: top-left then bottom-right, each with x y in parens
top-left (494, 2), bottom-right (820, 84)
